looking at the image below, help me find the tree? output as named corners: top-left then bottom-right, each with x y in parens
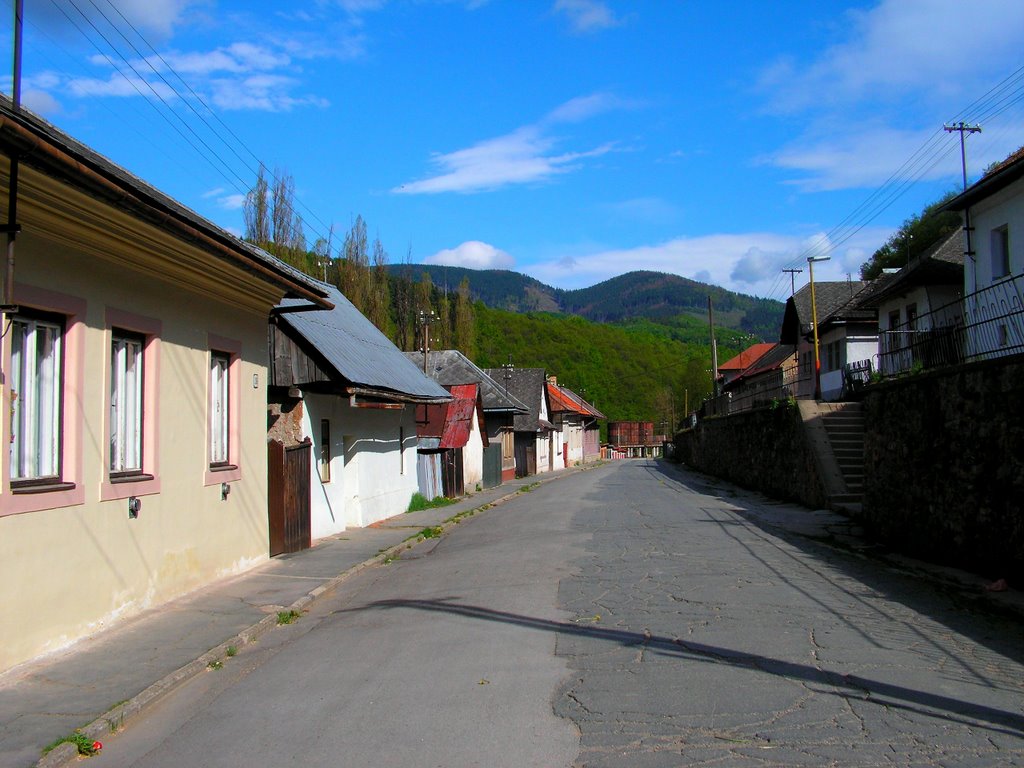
top-left (243, 166), bottom-right (307, 269)
top-left (452, 277), bottom-right (476, 358)
top-left (860, 191), bottom-right (960, 280)
top-left (338, 216), bottom-right (370, 313)
top-left (367, 236), bottom-right (393, 337)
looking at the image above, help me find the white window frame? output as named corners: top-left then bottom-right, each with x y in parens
top-left (9, 314), bottom-right (63, 483)
top-left (209, 351), bottom-right (231, 466)
top-left (110, 331), bottom-right (145, 475)
top-left (992, 225), bottom-right (1010, 280)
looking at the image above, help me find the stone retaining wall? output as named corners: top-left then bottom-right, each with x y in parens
top-left (862, 357), bottom-right (1024, 580)
top-left (673, 403), bottom-right (828, 510)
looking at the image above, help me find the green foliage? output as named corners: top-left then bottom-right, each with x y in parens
top-left (860, 191), bottom-right (961, 279)
top-left (43, 732), bottom-right (101, 757)
top-left (475, 306), bottom-right (719, 430)
top-left (276, 610), bottom-right (301, 625)
top-left (407, 492), bottom-right (456, 512)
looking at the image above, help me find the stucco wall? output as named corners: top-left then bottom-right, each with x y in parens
top-left (672, 404), bottom-right (828, 510)
top-left (302, 394), bottom-right (419, 533)
top-left (861, 358), bottom-right (1024, 580)
top-left (0, 232), bottom-right (273, 672)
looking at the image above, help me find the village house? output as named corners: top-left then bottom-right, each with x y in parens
top-left (268, 283), bottom-right (451, 548)
top-left (407, 349), bottom-right (528, 488)
top-left (408, 382), bottom-right (487, 499)
top-left (0, 98), bottom-right (331, 672)
top-left (546, 376), bottom-right (604, 466)
top-left (484, 367), bottom-right (555, 477)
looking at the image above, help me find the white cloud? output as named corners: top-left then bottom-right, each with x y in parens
top-left (762, 0), bottom-right (1024, 113)
top-left (28, 0), bottom-right (198, 42)
top-left (526, 227), bottom-right (893, 298)
top-left (425, 241), bottom-right (515, 270)
top-left (151, 43), bottom-right (292, 76)
top-left (217, 193), bottom-right (247, 210)
top-left (209, 75), bottom-right (329, 112)
top-left (66, 74), bottom-right (177, 99)
top-left (553, 0), bottom-right (622, 34)
top-left (395, 93), bottom-right (629, 194)
top-left (21, 89), bottom-right (61, 116)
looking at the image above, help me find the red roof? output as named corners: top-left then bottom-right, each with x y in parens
top-left (439, 383), bottom-right (480, 449)
top-left (546, 381), bottom-right (604, 418)
top-left (718, 343), bottom-right (776, 372)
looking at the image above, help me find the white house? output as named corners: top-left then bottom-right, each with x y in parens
top-left (485, 367), bottom-right (554, 476)
top-left (268, 283), bottom-right (451, 539)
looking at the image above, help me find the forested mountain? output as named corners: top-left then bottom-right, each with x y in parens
top-left (386, 264), bottom-right (783, 341)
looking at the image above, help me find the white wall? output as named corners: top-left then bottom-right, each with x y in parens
top-left (302, 395), bottom-right (419, 534)
top-left (965, 178), bottom-right (1024, 293)
top-left (462, 403), bottom-right (485, 491)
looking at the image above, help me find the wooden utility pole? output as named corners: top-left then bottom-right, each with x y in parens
top-left (418, 309), bottom-right (437, 374)
top-left (782, 268), bottom-right (802, 296)
top-left (944, 121), bottom-right (982, 284)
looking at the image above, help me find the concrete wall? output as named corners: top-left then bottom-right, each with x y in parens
top-left (673, 403), bottom-right (828, 510)
top-left (861, 357), bottom-right (1024, 580)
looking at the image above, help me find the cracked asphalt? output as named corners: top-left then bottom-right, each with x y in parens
top-left (556, 460), bottom-right (1024, 766)
top-left (86, 459), bottom-right (1024, 767)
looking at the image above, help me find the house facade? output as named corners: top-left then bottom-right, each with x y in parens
top-left (407, 350), bottom-right (527, 487)
top-left (485, 367), bottom-right (554, 477)
top-left (546, 376), bottom-right (604, 466)
top-left (943, 146), bottom-right (1024, 361)
top-left (269, 283), bottom-right (451, 537)
top-left (0, 99), bottom-right (330, 672)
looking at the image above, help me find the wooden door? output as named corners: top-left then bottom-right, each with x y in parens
top-left (268, 439), bottom-right (312, 556)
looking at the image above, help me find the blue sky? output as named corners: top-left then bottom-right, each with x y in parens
top-left (3, 0), bottom-right (1024, 303)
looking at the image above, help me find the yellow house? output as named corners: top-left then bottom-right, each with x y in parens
top-left (0, 98), bottom-right (330, 673)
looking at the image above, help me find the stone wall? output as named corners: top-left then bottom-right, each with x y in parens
top-left (673, 403), bottom-right (828, 510)
top-left (862, 357), bottom-right (1024, 581)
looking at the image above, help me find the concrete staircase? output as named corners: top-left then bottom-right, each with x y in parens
top-left (821, 402), bottom-right (865, 511)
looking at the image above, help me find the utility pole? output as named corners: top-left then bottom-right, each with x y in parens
top-left (502, 354), bottom-right (514, 396)
top-left (782, 268), bottom-right (803, 297)
top-left (418, 309), bottom-right (437, 374)
top-left (3, 0), bottom-right (24, 312)
top-left (944, 122), bottom-right (982, 284)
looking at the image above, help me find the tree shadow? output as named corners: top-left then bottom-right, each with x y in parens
top-left (348, 596), bottom-right (1024, 738)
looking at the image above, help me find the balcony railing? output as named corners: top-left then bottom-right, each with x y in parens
top-left (878, 272), bottom-right (1024, 376)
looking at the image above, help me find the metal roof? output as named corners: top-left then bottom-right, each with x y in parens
top-left (483, 367), bottom-right (551, 432)
top-left (546, 381), bottom-right (605, 419)
top-left (405, 350), bottom-right (528, 414)
top-left (278, 283), bottom-right (451, 402)
top-left (0, 96), bottom-right (329, 306)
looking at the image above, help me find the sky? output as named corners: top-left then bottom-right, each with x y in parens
top-left (2, 0), bottom-right (1024, 303)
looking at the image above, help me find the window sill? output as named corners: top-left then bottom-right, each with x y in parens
top-left (208, 464), bottom-right (238, 473)
top-left (110, 473), bottom-right (155, 484)
top-left (204, 464), bottom-right (241, 485)
top-left (12, 481), bottom-right (77, 495)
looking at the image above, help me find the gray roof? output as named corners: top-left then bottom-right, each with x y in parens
top-left (483, 367), bottom-right (550, 432)
top-left (405, 350), bottom-right (529, 414)
top-left (278, 283), bottom-right (450, 402)
top-left (856, 230), bottom-right (963, 308)
top-left (0, 96), bottom-right (327, 306)
top-left (780, 280), bottom-right (867, 343)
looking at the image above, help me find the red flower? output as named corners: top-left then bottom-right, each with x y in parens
top-left (92, 741), bottom-right (103, 752)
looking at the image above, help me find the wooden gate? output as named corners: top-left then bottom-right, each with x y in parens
top-left (268, 439), bottom-right (311, 556)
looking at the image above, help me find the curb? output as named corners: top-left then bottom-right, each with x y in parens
top-left (33, 465), bottom-right (588, 767)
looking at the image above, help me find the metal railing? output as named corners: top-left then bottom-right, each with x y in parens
top-left (878, 272), bottom-right (1024, 376)
top-left (704, 360), bottom-right (808, 416)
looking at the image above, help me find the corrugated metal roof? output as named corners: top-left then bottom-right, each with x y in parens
top-left (406, 350), bottom-right (528, 414)
top-left (440, 384), bottom-right (480, 449)
top-left (278, 283), bottom-right (451, 402)
top-left (483, 367), bottom-right (550, 432)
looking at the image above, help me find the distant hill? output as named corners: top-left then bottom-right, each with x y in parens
top-left (386, 265), bottom-right (784, 341)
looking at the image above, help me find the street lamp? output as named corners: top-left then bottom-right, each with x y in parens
top-left (807, 254), bottom-right (831, 401)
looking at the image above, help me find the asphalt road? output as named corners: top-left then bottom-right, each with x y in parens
top-left (92, 460), bottom-right (1024, 767)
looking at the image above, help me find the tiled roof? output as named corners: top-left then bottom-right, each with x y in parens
top-left (731, 343), bottom-right (797, 384)
top-left (718, 343), bottom-right (776, 372)
top-left (856, 230), bottom-right (963, 307)
top-left (547, 381), bottom-right (605, 419)
top-left (943, 144), bottom-right (1024, 212)
top-left (406, 350), bottom-right (528, 414)
top-left (278, 283), bottom-right (451, 403)
top-left (780, 281), bottom-right (866, 343)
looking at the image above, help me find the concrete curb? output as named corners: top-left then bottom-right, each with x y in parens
top-left (32, 466), bottom-right (588, 768)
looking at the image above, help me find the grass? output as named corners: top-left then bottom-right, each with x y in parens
top-left (226, 645), bottom-right (238, 657)
top-left (276, 609), bottom-right (301, 625)
top-left (406, 492), bottom-right (456, 513)
top-left (43, 732), bottom-right (102, 757)
top-left (207, 659), bottom-right (223, 670)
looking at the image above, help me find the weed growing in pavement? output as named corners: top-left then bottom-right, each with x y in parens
top-left (519, 483), bottom-right (539, 493)
top-left (419, 525), bottom-right (443, 539)
top-left (226, 645), bottom-right (238, 657)
top-left (406, 493), bottom-right (456, 513)
top-left (207, 659), bottom-right (223, 670)
top-left (43, 732), bottom-right (102, 757)
top-left (276, 610), bottom-right (301, 625)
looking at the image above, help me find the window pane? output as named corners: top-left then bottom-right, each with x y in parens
top-left (210, 353), bottom-right (230, 464)
top-left (10, 316), bottom-right (63, 480)
top-left (110, 334), bottom-right (144, 473)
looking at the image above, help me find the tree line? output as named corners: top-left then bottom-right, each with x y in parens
top-left (244, 167), bottom-right (476, 358)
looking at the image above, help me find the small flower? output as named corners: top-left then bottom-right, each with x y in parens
top-left (92, 741), bottom-right (103, 752)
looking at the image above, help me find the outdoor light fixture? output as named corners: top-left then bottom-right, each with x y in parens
top-left (807, 254), bottom-right (831, 401)
top-left (128, 496), bottom-right (141, 519)
top-left (221, 482), bottom-right (231, 501)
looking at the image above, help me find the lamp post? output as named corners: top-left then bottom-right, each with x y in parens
top-left (807, 254), bottom-right (831, 400)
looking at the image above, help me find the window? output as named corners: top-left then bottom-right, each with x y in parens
top-left (9, 313), bottom-right (63, 483)
top-left (906, 304), bottom-right (918, 332)
top-left (210, 352), bottom-right (231, 466)
top-left (320, 419), bottom-right (332, 482)
top-left (992, 225), bottom-right (1010, 279)
top-left (110, 331), bottom-right (144, 475)
top-left (888, 310), bottom-right (900, 331)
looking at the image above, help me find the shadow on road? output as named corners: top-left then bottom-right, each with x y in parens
top-left (348, 596), bottom-right (1024, 738)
